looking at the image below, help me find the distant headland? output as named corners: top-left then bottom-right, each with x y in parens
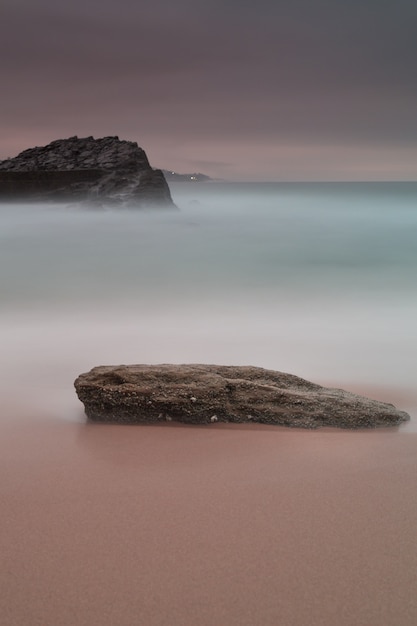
top-left (0, 136), bottom-right (174, 207)
top-left (162, 170), bottom-right (212, 182)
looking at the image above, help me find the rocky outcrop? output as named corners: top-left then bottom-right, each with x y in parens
top-left (74, 364), bottom-right (410, 429)
top-left (0, 136), bottom-right (174, 207)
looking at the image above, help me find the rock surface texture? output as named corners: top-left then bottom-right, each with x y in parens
top-left (74, 364), bottom-right (410, 429)
top-left (0, 136), bottom-right (174, 207)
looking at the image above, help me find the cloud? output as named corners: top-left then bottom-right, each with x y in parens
top-left (1, 0), bottom-right (417, 178)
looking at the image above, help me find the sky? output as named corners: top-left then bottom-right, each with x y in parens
top-left (1, 0), bottom-right (417, 181)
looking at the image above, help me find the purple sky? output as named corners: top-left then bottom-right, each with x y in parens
top-left (1, 0), bottom-right (416, 180)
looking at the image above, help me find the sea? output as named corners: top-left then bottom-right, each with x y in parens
top-left (2, 182), bottom-right (417, 626)
top-left (1, 181), bottom-right (416, 427)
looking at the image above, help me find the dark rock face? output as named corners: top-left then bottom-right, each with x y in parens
top-left (74, 364), bottom-right (410, 429)
top-left (0, 136), bottom-right (174, 207)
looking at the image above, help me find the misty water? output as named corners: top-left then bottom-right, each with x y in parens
top-left (1, 182), bottom-right (416, 427)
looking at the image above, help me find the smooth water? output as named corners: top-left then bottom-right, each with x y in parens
top-left (1, 182), bottom-right (416, 425)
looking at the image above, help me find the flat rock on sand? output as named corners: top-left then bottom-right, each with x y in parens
top-left (74, 364), bottom-right (410, 429)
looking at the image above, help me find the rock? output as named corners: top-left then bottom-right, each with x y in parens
top-left (0, 136), bottom-right (174, 207)
top-left (74, 364), bottom-right (410, 429)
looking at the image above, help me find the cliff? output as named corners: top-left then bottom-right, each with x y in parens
top-left (0, 136), bottom-right (174, 207)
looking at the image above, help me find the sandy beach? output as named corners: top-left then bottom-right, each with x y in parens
top-left (1, 395), bottom-right (417, 626)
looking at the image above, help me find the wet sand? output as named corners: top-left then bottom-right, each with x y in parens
top-left (1, 403), bottom-right (417, 626)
